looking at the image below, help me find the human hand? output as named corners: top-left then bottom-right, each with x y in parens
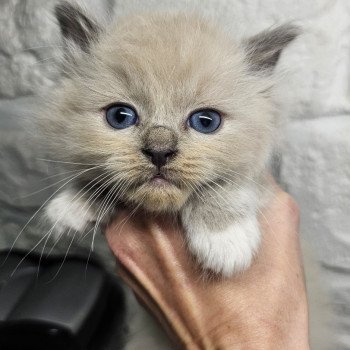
top-left (105, 184), bottom-right (309, 350)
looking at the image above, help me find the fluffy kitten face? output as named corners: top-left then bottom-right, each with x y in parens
top-left (41, 7), bottom-right (294, 212)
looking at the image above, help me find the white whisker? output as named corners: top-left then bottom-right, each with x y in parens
top-left (46, 230), bottom-right (78, 284)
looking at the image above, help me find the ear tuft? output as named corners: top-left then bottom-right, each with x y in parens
top-left (244, 24), bottom-right (300, 72)
top-left (55, 1), bottom-right (101, 52)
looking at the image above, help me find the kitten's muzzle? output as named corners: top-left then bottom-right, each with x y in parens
top-left (142, 148), bottom-right (177, 169)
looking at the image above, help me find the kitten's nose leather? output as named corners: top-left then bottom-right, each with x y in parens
top-left (142, 125), bottom-right (178, 168)
top-left (142, 149), bottom-right (176, 168)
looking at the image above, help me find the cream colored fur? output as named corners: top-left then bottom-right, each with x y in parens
top-left (42, 9), bottom-right (282, 274)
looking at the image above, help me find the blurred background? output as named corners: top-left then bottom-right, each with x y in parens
top-left (0, 0), bottom-right (349, 348)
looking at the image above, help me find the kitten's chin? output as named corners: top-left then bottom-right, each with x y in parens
top-left (127, 181), bottom-right (189, 212)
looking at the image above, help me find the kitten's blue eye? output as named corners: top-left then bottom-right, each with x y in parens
top-left (188, 109), bottom-right (221, 134)
top-left (106, 104), bottom-right (138, 129)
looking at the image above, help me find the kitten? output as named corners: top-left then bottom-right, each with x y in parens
top-left (38, 3), bottom-right (334, 349)
top-left (41, 2), bottom-right (298, 276)
top-left (42, 2), bottom-right (298, 277)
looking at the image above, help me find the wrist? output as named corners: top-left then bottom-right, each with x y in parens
top-left (183, 316), bottom-right (310, 350)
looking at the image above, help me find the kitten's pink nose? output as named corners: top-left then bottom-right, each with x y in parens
top-left (142, 149), bottom-right (177, 169)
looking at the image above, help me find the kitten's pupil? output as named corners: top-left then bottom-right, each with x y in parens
top-left (199, 114), bottom-right (212, 128)
top-left (115, 109), bottom-right (128, 123)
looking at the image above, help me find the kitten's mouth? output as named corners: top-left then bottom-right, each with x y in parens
top-left (149, 173), bottom-right (172, 186)
top-left (128, 171), bottom-right (188, 211)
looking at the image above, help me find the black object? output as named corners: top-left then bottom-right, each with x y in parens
top-left (0, 250), bottom-right (126, 350)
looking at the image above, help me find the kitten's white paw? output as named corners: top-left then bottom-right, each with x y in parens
top-left (46, 189), bottom-right (97, 237)
top-left (186, 216), bottom-right (261, 277)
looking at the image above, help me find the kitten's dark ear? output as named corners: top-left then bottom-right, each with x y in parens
top-left (244, 24), bottom-right (300, 73)
top-left (55, 1), bottom-right (101, 52)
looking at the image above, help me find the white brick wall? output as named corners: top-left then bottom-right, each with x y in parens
top-left (0, 0), bottom-right (60, 98)
top-left (0, 0), bottom-right (349, 348)
top-left (281, 116), bottom-right (350, 348)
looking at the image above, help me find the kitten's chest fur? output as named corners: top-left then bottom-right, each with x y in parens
top-left (47, 171), bottom-right (267, 277)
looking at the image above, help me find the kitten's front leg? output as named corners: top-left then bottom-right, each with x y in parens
top-left (182, 208), bottom-right (261, 277)
top-left (45, 188), bottom-right (100, 237)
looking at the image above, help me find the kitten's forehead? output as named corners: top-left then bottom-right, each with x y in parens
top-left (94, 14), bottom-right (245, 119)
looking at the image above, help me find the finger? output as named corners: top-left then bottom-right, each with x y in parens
top-left (118, 264), bottom-right (177, 340)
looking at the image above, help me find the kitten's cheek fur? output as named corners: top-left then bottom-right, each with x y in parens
top-left (45, 189), bottom-right (98, 237)
top-left (183, 215), bottom-right (261, 276)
